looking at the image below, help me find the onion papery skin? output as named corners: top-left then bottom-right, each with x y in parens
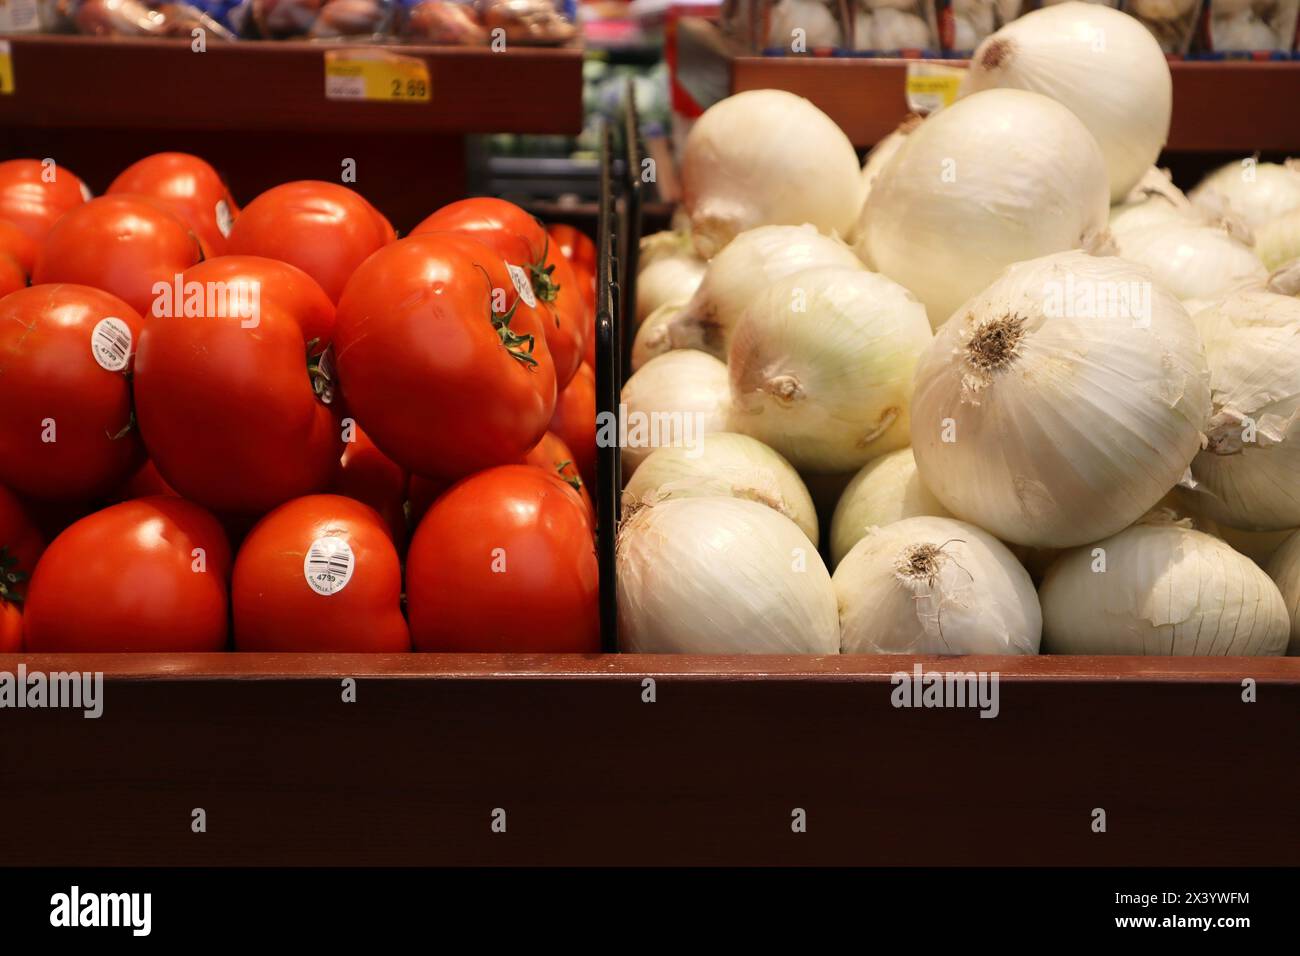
top-left (1265, 530), bottom-right (1300, 654)
top-left (910, 250), bottom-right (1211, 549)
top-left (728, 267), bottom-right (933, 473)
top-left (829, 447), bottom-right (951, 568)
top-left (962, 2), bottom-right (1173, 202)
top-left (833, 516), bottom-right (1042, 655)
top-left (1182, 290), bottom-right (1300, 531)
top-left (1190, 160), bottom-right (1300, 231)
top-left (853, 88), bottom-right (1110, 328)
top-left (681, 90), bottom-right (862, 260)
top-left (1115, 221), bottom-right (1266, 304)
top-left (1041, 524), bottom-right (1290, 655)
top-left (616, 496), bottom-right (840, 654)
top-left (618, 349), bottom-right (732, 478)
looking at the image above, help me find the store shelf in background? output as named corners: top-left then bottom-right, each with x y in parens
top-left (675, 18), bottom-right (1300, 152)
top-left (2, 653), bottom-right (1297, 865)
top-left (0, 35), bottom-right (584, 134)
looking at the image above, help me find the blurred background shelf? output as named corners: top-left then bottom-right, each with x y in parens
top-left (675, 17), bottom-right (1300, 154)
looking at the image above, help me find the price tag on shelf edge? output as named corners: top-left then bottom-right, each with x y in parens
top-left (323, 49), bottom-right (430, 104)
top-left (0, 40), bottom-right (14, 96)
top-left (904, 62), bottom-right (966, 117)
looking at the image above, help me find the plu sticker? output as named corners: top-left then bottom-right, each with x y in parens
top-left (214, 199), bottom-right (233, 239)
top-left (90, 317), bottom-right (133, 372)
top-left (304, 536), bottom-right (355, 596)
top-left (506, 263), bottom-right (537, 308)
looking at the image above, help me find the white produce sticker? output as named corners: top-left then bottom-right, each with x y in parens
top-left (506, 262), bottom-right (537, 308)
top-left (90, 317), bottom-right (133, 372)
top-left (214, 199), bottom-right (233, 238)
top-left (304, 536), bottom-right (355, 596)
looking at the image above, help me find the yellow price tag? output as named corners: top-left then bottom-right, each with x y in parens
top-left (0, 40), bottom-right (14, 96)
top-left (324, 50), bottom-right (430, 104)
top-left (904, 63), bottom-right (965, 116)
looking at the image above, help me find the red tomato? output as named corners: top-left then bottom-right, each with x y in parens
top-left (334, 233), bottom-right (556, 481)
top-left (232, 494), bottom-right (409, 652)
top-left (179, 255), bottom-right (336, 348)
top-left (134, 261), bottom-right (342, 515)
top-left (413, 198), bottom-right (589, 388)
top-left (407, 465), bottom-right (600, 652)
top-left (23, 497), bottom-right (231, 652)
top-left (0, 285), bottom-right (145, 500)
top-left (227, 180), bottom-right (394, 303)
top-left (32, 195), bottom-right (204, 317)
top-left (332, 424), bottom-right (409, 548)
top-left (523, 430), bottom-right (594, 522)
top-left (407, 474), bottom-right (451, 528)
top-left (0, 219), bottom-right (38, 275)
top-left (116, 460), bottom-right (180, 501)
top-left (1, 483), bottom-right (39, 647)
top-left (0, 255), bottom-right (24, 298)
top-left (546, 223), bottom-right (597, 274)
top-left (549, 361), bottom-right (597, 494)
top-left (0, 159), bottom-right (90, 245)
top-left (108, 152), bottom-right (240, 257)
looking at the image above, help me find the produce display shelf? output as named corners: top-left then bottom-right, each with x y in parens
top-left (0, 34), bottom-right (584, 134)
top-left (674, 17), bottom-right (1300, 152)
top-left (2, 652), bottom-right (1296, 865)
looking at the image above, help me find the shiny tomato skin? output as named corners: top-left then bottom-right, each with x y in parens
top-left (233, 494), bottom-right (409, 652)
top-left (540, 247), bottom-right (590, 389)
top-left (0, 284), bottom-right (145, 500)
top-left (108, 152), bottom-right (240, 257)
top-left (407, 465), bottom-right (599, 653)
top-left (334, 233), bottom-right (556, 481)
top-left (227, 181), bottom-right (393, 303)
top-left (411, 196), bottom-right (545, 266)
top-left (32, 195), bottom-right (204, 316)
top-left (523, 430), bottom-right (594, 522)
top-left (332, 425), bottom-right (409, 548)
top-left (549, 361), bottom-right (598, 494)
top-left (0, 219), bottom-right (38, 275)
top-left (0, 255), bottom-right (24, 298)
top-left (546, 223), bottom-right (597, 274)
top-left (134, 272), bottom-right (341, 515)
top-left (23, 496), bottom-right (231, 652)
top-left (180, 255), bottom-right (335, 348)
top-left (0, 602), bottom-right (20, 652)
top-left (0, 159), bottom-right (90, 245)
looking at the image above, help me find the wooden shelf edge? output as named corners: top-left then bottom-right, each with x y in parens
top-left (678, 18), bottom-right (1300, 152)
top-left (0, 34), bottom-right (585, 135)
top-left (2, 652), bottom-right (1297, 682)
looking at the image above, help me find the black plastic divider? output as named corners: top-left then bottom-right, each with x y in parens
top-left (621, 79), bottom-right (644, 372)
top-left (595, 120), bottom-right (622, 651)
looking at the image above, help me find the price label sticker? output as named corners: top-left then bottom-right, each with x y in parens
top-left (0, 40), bottom-right (14, 96)
top-left (904, 63), bottom-right (965, 116)
top-left (324, 50), bottom-right (430, 104)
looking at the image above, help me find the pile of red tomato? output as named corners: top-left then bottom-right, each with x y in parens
top-left (0, 154), bottom-right (601, 655)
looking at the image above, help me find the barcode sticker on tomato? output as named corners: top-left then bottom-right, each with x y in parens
top-left (304, 536), bottom-right (355, 595)
top-left (506, 263), bottom-right (537, 308)
top-left (90, 317), bottom-right (133, 372)
top-left (214, 199), bottom-right (233, 238)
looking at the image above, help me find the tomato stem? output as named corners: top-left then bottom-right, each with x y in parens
top-left (0, 547), bottom-right (28, 606)
top-left (529, 234), bottom-right (561, 307)
top-left (475, 265), bottom-right (538, 368)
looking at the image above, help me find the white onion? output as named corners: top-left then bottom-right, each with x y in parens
top-left (616, 496), bottom-right (840, 654)
top-left (858, 8), bottom-right (933, 48)
top-left (854, 88), bottom-right (1110, 327)
top-left (728, 266), bottom-right (933, 472)
top-left (1190, 159), bottom-right (1300, 231)
top-left (830, 448), bottom-right (952, 568)
top-left (636, 232), bottom-right (705, 325)
top-left (857, 115), bottom-right (921, 213)
top-left (1265, 531), bottom-right (1300, 654)
top-left (834, 516), bottom-right (1042, 654)
top-left (619, 350), bottom-right (731, 478)
top-left (681, 90), bottom-right (862, 259)
top-left (631, 302), bottom-right (682, 372)
top-left (1219, 524), bottom-right (1296, 567)
top-left (623, 431), bottom-right (818, 544)
top-left (1269, 261), bottom-right (1300, 298)
top-left (1210, 0), bottom-right (1251, 15)
top-left (1040, 522), bottom-right (1291, 655)
top-left (910, 250), bottom-right (1211, 548)
top-left (669, 224), bottom-right (864, 358)
top-left (1182, 289), bottom-right (1300, 531)
top-left (962, 3), bottom-right (1172, 201)
top-left (1108, 166), bottom-right (1197, 240)
top-left (767, 0), bottom-right (844, 49)
top-left (1130, 0), bottom-right (1196, 18)
top-left (1115, 221), bottom-right (1266, 303)
top-left (1211, 12), bottom-right (1279, 49)
top-left (1255, 210), bottom-right (1300, 272)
